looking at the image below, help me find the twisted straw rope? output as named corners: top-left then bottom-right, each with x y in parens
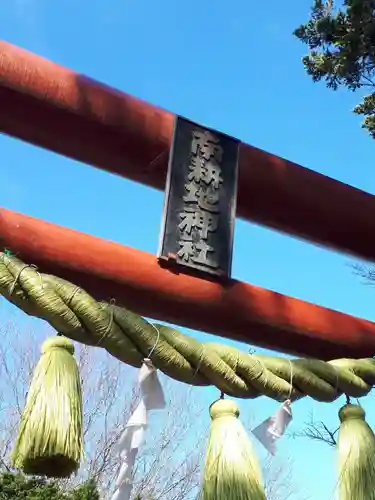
top-left (1, 252), bottom-right (374, 403)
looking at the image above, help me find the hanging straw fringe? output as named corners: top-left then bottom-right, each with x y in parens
top-left (201, 398), bottom-right (265, 500)
top-left (337, 403), bottom-right (375, 500)
top-left (12, 336), bottom-right (83, 478)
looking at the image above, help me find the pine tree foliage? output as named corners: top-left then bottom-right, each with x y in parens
top-left (0, 472), bottom-right (99, 500)
top-left (295, 1), bottom-right (375, 137)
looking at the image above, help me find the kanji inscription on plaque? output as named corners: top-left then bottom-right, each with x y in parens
top-left (158, 116), bottom-right (239, 279)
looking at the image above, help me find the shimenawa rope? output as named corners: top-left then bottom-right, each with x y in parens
top-left (1, 252), bottom-right (374, 403)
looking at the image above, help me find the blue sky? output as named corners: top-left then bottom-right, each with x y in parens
top-left (1, 0), bottom-right (375, 497)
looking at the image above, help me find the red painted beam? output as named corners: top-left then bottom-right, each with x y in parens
top-left (1, 42), bottom-right (375, 262)
top-left (0, 207), bottom-right (374, 360)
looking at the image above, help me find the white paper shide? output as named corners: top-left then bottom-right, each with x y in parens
top-left (252, 400), bottom-right (293, 455)
top-left (111, 359), bottom-right (165, 500)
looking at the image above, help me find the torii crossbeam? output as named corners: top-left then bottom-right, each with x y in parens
top-left (1, 40), bottom-right (375, 359)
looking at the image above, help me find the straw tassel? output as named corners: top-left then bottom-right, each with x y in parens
top-left (12, 335), bottom-right (83, 477)
top-left (201, 398), bottom-right (266, 500)
top-left (337, 403), bottom-right (375, 500)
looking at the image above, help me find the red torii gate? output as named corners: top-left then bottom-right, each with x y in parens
top-left (1, 40), bottom-right (375, 360)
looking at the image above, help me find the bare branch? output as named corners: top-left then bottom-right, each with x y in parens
top-left (289, 410), bottom-right (338, 447)
top-left (351, 262), bottom-right (375, 285)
